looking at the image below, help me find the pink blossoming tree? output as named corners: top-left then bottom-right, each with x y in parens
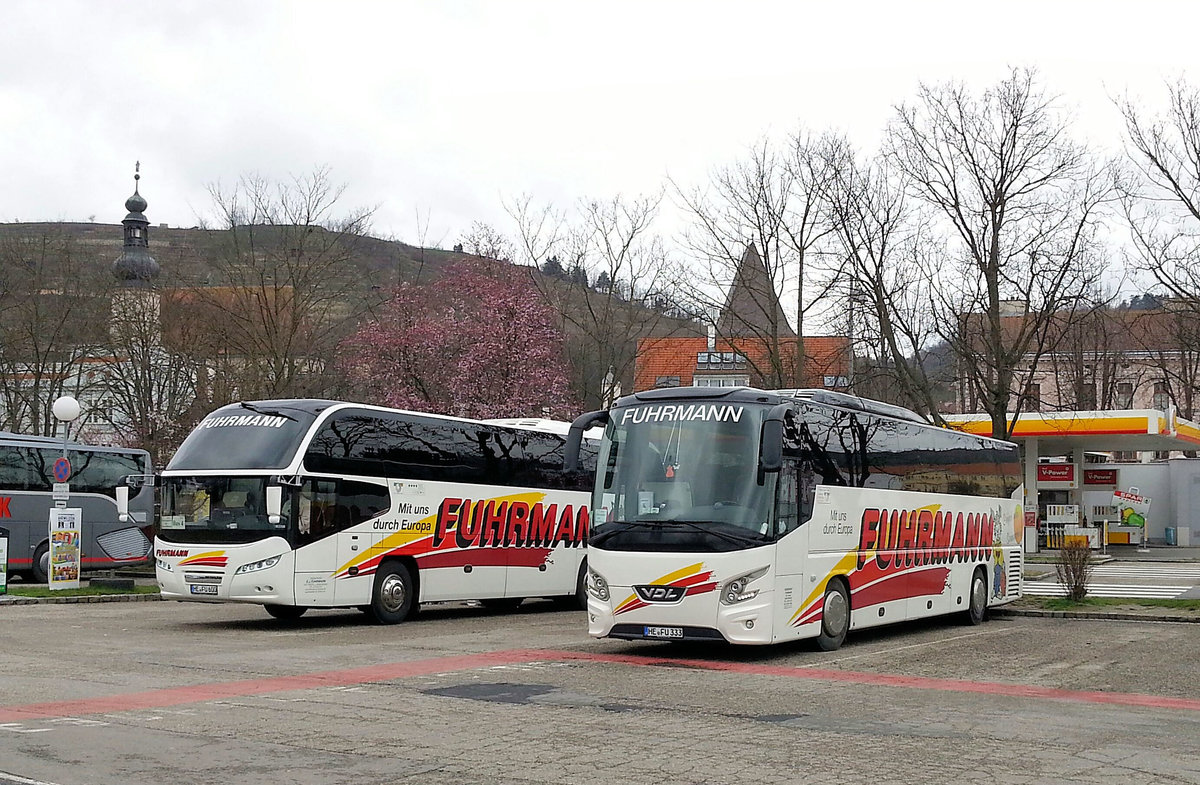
top-left (340, 259), bottom-right (578, 420)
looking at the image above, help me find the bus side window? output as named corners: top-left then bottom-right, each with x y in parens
top-left (299, 481), bottom-right (338, 542)
top-left (775, 461), bottom-right (802, 536)
top-left (798, 460), bottom-right (817, 525)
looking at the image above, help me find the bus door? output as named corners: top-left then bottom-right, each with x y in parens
top-left (772, 460), bottom-right (810, 637)
top-left (292, 480), bottom-right (338, 604)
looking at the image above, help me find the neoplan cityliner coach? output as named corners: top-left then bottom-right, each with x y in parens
top-left (564, 387), bottom-right (1023, 649)
top-left (145, 400), bottom-right (597, 622)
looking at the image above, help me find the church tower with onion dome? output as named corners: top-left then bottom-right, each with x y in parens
top-left (112, 161), bottom-right (160, 283)
top-left (109, 162), bottom-right (163, 352)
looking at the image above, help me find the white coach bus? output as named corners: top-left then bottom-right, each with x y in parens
top-left (564, 387), bottom-right (1023, 649)
top-left (146, 400), bottom-right (597, 622)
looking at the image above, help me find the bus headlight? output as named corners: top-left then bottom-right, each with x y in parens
top-left (720, 567), bottom-right (768, 606)
top-left (234, 555), bottom-right (282, 575)
top-left (156, 558), bottom-right (173, 572)
top-left (587, 566), bottom-right (610, 602)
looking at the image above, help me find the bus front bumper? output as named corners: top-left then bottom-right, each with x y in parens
top-left (587, 590), bottom-right (775, 645)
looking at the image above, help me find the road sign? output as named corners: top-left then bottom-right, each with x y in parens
top-left (52, 482), bottom-right (69, 501)
top-left (53, 457), bottom-right (71, 483)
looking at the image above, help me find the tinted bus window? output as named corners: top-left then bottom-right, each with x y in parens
top-left (305, 411), bottom-right (595, 490)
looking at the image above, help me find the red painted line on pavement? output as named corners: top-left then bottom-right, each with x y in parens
top-left (0, 650), bottom-right (545, 723)
top-left (539, 650), bottom-right (1200, 713)
top-left (4, 647), bottom-right (1199, 723)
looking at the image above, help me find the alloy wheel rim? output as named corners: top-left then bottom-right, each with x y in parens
top-left (823, 589), bottom-right (848, 636)
top-left (379, 574), bottom-right (407, 613)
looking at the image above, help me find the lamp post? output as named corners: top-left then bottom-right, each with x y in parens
top-left (52, 395), bottom-right (81, 459)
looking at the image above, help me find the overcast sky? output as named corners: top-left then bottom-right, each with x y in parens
top-left (2, 1), bottom-right (1197, 250)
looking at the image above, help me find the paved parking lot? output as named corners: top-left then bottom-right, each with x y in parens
top-left (2, 598), bottom-right (1200, 785)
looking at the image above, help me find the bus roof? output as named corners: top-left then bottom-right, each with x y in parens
top-left (0, 430), bottom-right (150, 454)
top-left (613, 386), bottom-right (1015, 447)
top-left (616, 386), bottom-right (927, 423)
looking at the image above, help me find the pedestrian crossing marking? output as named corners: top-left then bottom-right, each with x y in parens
top-left (1023, 583), bottom-right (1190, 599)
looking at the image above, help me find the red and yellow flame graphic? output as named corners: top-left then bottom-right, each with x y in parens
top-left (332, 491), bottom-right (588, 580)
top-left (612, 562), bottom-right (716, 616)
top-left (177, 550), bottom-right (229, 569)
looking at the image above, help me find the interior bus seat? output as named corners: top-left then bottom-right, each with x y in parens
top-left (221, 491), bottom-right (248, 508)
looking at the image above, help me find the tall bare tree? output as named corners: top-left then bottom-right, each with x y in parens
top-left (98, 284), bottom-right (204, 465)
top-left (198, 168), bottom-right (375, 401)
top-left (510, 193), bottom-right (689, 407)
top-left (817, 136), bottom-right (948, 419)
top-left (0, 230), bottom-right (111, 437)
top-left (887, 69), bottom-right (1113, 438)
top-left (674, 137), bottom-right (839, 387)
top-left (1119, 79), bottom-right (1200, 309)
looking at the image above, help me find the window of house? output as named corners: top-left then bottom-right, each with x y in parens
top-left (1116, 382), bottom-right (1134, 409)
top-left (654, 376), bottom-right (681, 388)
top-left (1025, 382), bottom-right (1041, 410)
top-left (693, 375), bottom-right (750, 387)
top-left (1153, 381), bottom-right (1170, 411)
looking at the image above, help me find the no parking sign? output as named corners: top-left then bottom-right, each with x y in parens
top-left (53, 457), bottom-right (71, 482)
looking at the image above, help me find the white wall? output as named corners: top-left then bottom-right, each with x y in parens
top-left (1104, 460), bottom-right (1200, 544)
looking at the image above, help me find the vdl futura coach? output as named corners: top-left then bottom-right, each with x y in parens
top-left (140, 400), bottom-right (598, 623)
top-left (564, 387), bottom-right (1024, 649)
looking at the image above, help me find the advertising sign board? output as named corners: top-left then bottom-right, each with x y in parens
top-left (48, 507), bottom-right (82, 590)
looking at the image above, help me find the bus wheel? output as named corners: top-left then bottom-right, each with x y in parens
top-left (369, 562), bottom-right (415, 624)
top-left (31, 542), bottom-right (49, 584)
top-left (965, 568), bottom-right (987, 626)
top-left (816, 581), bottom-right (850, 651)
top-left (264, 604), bottom-right (307, 620)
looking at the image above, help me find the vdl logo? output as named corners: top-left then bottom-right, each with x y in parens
top-left (634, 585), bottom-right (686, 604)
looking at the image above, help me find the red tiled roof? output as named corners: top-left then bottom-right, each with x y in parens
top-left (634, 336), bottom-right (850, 391)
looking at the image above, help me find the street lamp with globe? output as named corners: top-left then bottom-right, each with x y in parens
top-left (52, 395), bottom-right (81, 459)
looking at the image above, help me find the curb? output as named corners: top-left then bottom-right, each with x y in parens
top-left (992, 607), bottom-right (1200, 624)
top-left (0, 593), bottom-right (163, 606)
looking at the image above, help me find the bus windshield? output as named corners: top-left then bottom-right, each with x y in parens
top-left (166, 403), bottom-right (319, 471)
top-left (158, 476), bottom-right (286, 544)
top-left (592, 402), bottom-right (774, 550)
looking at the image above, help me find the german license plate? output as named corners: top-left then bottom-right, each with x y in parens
top-left (189, 584), bottom-right (218, 595)
top-left (644, 625), bottom-right (683, 639)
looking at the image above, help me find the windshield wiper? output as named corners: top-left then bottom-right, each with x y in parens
top-left (237, 401), bottom-right (297, 421)
top-left (647, 519), bottom-right (768, 547)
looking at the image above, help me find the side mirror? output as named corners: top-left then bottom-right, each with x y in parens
top-left (116, 485), bottom-right (131, 523)
top-left (565, 410), bottom-right (610, 472)
top-left (758, 403), bottom-right (790, 477)
top-left (266, 485), bottom-right (283, 525)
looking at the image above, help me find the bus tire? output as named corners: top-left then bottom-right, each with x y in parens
top-left (31, 542), bottom-right (49, 585)
top-left (965, 568), bottom-right (987, 626)
top-left (264, 604), bottom-right (307, 620)
top-left (369, 562), bottom-right (415, 624)
top-left (815, 580), bottom-right (850, 652)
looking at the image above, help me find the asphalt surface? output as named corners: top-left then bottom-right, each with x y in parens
top-left (3, 589), bottom-right (1200, 785)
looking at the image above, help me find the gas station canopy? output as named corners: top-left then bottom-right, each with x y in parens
top-left (944, 409), bottom-right (1200, 453)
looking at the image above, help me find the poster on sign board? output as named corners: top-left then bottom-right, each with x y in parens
top-left (48, 507), bottom-right (82, 590)
top-left (1112, 489), bottom-right (1151, 528)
